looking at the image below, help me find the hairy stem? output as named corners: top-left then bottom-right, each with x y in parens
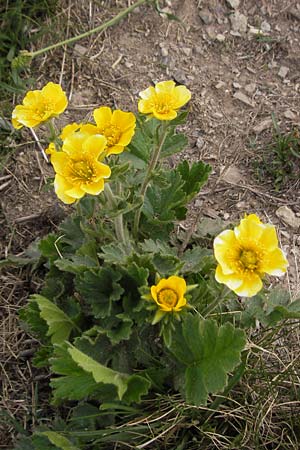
top-left (29, 0), bottom-right (150, 58)
top-left (104, 183), bottom-right (126, 244)
top-left (133, 122), bottom-right (169, 237)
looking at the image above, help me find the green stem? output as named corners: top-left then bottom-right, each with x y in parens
top-left (47, 119), bottom-right (60, 147)
top-left (104, 183), bottom-right (126, 244)
top-left (133, 122), bottom-right (169, 237)
top-left (28, 0), bottom-right (150, 58)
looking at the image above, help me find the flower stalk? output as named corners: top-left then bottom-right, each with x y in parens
top-left (133, 122), bottom-right (169, 237)
top-left (104, 183), bottom-right (126, 244)
top-left (23, 0), bottom-right (150, 60)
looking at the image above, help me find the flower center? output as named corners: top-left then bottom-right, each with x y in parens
top-left (153, 94), bottom-right (174, 115)
top-left (33, 99), bottom-right (54, 119)
top-left (239, 249), bottom-right (258, 270)
top-left (99, 125), bottom-right (121, 147)
top-left (69, 160), bottom-right (96, 183)
top-left (157, 288), bottom-right (178, 308)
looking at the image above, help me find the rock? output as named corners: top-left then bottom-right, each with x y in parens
top-left (199, 8), bottom-right (214, 25)
top-left (233, 91), bottom-right (255, 107)
top-left (226, 0), bottom-right (240, 9)
top-left (222, 165), bottom-right (243, 184)
top-left (245, 82), bottom-right (256, 94)
top-left (278, 66), bottom-right (289, 79)
top-left (73, 44), bottom-right (88, 56)
top-left (230, 12), bottom-right (248, 33)
top-left (261, 20), bottom-right (271, 33)
top-left (206, 26), bottom-right (217, 40)
top-left (172, 69), bottom-right (187, 84)
top-left (159, 43), bottom-right (169, 57)
top-left (288, 7), bottom-right (300, 21)
top-left (253, 118), bottom-right (273, 134)
top-left (276, 206), bottom-right (300, 229)
top-left (182, 47), bottom-right (192, 57)
top-left (233, 81), bottom-right (242, 89)
top-left (215, 81), bottom-right (226, 89)
top-left (216, 33), bottom-right (226, 42)
top-left (196, 136), bottom-right (205, 149)
top-left (284, 110), bottom-right (296, 120)
top-left (236, 201), bottom-right (248, 209)
top-left (248, 26), bottom-right (262, 36)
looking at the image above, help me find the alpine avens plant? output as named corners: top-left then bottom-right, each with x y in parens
top-left (12, 80), bottom-right (300, 449)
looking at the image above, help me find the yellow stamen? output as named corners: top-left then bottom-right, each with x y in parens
top-left (157, 288), bottom-right (178, 308)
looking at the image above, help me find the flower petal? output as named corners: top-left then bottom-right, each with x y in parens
top-left (93, 106), bottom-right (112, 128)
top-left (82, 134), bottom-right (107, 160)
top-left (234, 274), bottom-right (263, 297)
top-left (138, 98), bottom-right (154, 114)
top-left (260, 224), bottom-right (279, 251)
top-left (215, 265), bottom-right (243, 290)
top-left (260, 248), bottom-right (288, 276)
top-left (111, 110), bottom-right (136, 131)
top-left (81, 179), bottom-right (105, 195)
top-left (213, 229), bottom-right (240, 275)
top-left (93, 161), bottom-right (111, 179)
top-left (50, 151), bottom-right (70, 175)
top-left (235, 214), bottom-right (264, 243)
top-left (41, 82), bottom-right (68, 114)
top-left (152, 109), bottom-right (177, 121)
top-left (139, 86), bottom-right (156, 100)
top-left (66, 186), bottom-right (85, 199)
top-left (172, 85), bottom-right (192, 109)
top-left (155, 80), bottom-right (176, 94)
top-left (54, 174), bottom-right (75, 204)
top-left (60, 122), bottom-right (81, 140)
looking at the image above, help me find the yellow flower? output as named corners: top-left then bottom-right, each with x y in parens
top-left (50, 132), bottom-right (111, 204)
top-left (60, 122), bottom-right (97, 140)
top-left (12, 82), bottom-right (68, 129)
top-left (151, 276), bottom-right (187, 312)
top-left (45, 142), bottom-right (56, 155)
top-left (138, 80), bottom-right (191, 121)
top-left (92, 106), bottom-right (136, 156)
top-left (214, 214), bottom-right (288, 297)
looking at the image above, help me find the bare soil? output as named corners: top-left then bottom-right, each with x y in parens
top-left (1, 0), bottom-right (300, 447)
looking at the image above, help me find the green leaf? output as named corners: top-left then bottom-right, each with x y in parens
top-left (161, 133), bottom-right (188, 158)
top-left (68, 346), bottom-right (150, 402)
top-left (152, 254), bottom-right (183, 276)
top-left (98, 242), bottom-right (132, 264)
top-left (59, 216), bottom-right (85, 249)
top-left (68, 346), bottom-right (128, 399)
top-left (35, 432), bottom-right (79, 450)
top-left (140, 239), bottom-right (176, 255)
top-left (19, 300), bottom-right (49, 340)
top-left (39, 234), bottom-right (60, 261)
top-left (168, 315), bottom-right (246, 405)
top-left (181, 247), bottom-right (213, 274)
top-left (55, 254), bottom-right (98, 275)
top-left (143, 170), bottom-right (186, 223)
top-left (241, 289), bottom-right (300, 327)
top-left (50, 346), bottom-right (101, 403)
top-left (75, 267), bottom-right (124, 318)
top-left (32, 295), bottom-right (77, 344)
top-left (177, 160), bottom-right (211, 201)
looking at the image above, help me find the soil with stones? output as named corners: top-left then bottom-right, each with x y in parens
top-left (1, 0), bottom-right (300, 447)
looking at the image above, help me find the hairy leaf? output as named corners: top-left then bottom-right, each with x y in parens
top-left (75, 267), bottom-right (123, 318)
top-left (177, 160), bottom-right (211, 201)
top-left (168, 315), bottom-right (246, 405)
top-left (35, 431), bottom-right (79, 450)
top-left (32, 295), bottom-right (77, 344)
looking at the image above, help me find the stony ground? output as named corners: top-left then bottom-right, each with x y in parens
top-left (1, 0), bottom-right (300, 447)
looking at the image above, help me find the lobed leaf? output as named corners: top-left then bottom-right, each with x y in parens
top-left (32, 295), bottom-right (77, 344)
top-left (168, 314), bottom-right (246, 405)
